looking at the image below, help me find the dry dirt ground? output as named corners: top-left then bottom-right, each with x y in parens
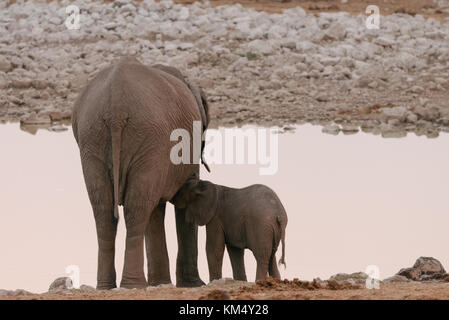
top-left (3, 280), bottom-right (449, 300)
top-left (184, 0), bottom-right (449, 21)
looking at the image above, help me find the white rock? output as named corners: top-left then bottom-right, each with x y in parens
top-left (381, 107), bottom-right (408, 121)
top-left (325, 22), bottom-right (347, 40)
top-left (374, 37), bottom-right (396, 47)
top-left (0, 58), bottom-right (12, 72)
top-left (322, 124), bottom-right (340, 135)
top-left (247, 39), bottom-right (274, 55)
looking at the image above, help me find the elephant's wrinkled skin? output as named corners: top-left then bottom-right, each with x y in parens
top-left (72, 57), bottom-right (209, 289)
top-left (173, 178), bottom-right (288, 282)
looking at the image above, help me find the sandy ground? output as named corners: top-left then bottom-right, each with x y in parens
top-left (3, 280), bottom-right (449, 300)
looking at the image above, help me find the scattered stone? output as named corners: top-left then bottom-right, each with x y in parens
top-left (146, 283), bottom-right (175, 290)
top-left (409, 85), bottom-right (424, 94)
top-left (328, 272), bottom-right (368, 284)
top-left (413, 256), bottom-right (446, 274)
top-left (415, 107), bottom-right (440, 121)
top-left (31, 80), bottom-right (48, 90)
top-left (11, 79), bottom-right (32, 89)
top-left (322, 124), bottom-right (340, 135)
top-left (0, 289), bottom-right (34, 296)
top-left (247, 40), bottom-right (274, 55)
top-left (48, 125), bottom-right (68, 132)
top-left (341, 125), bottom-right (359, 134)
top-left (207, 278), bottom-right (245, 286)
top-left (327, 279), bottom-right (360, 290)
top-left (49, 111), bottom-right (72, 121)
top-left (49, 277), bottom-right (73, 292)
top-left (79, 285), bottom-right (96, 292)
top-left (383, 275), bottom-right (411, 283)
top-left (396, 257), bottom-right (447, 281)
top-left (0, 58), bottom-right (12, 72)
top-left (0, 1), bottom-right (447, 135)
top-left (20, 112), bottom-right (51, 125)
top-left (406, 113), bottom-right (418, 123)
top-left (315, 94), bottom-right (329, 102)
top-left (381, 107), bottom-right (408, 122)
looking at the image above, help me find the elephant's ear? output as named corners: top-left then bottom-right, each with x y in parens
top-left (189, 180), bottom-right (218, 226)
top-left (188, 82), bottom-right (210, 129)
top-left (188, 82), bottom-right (211, 172)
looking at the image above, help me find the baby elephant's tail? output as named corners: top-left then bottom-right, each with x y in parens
top-left (277, 216), bottom-right (286, 269)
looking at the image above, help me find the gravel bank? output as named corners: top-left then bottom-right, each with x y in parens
top-left (1, 0), bottom-right (449, 137)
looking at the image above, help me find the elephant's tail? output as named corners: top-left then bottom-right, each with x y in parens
top-left (111, 125), bottom-right (123, 221)
top-left (277, 216), bottom-right (286, 269)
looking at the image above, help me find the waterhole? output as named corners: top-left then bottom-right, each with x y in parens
top-left (1, 123), bottom-right (448, 292)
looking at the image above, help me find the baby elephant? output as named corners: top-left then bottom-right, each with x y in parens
top-left (172, 179), bottom-right (287, 282)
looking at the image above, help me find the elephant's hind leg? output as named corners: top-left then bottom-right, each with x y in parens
top-left (145, 202), bottom-right (171, 286)
top-left (120, 200), bottom-right (155, 289)
top-left (81, 157), bottom-right (118, 290)
top-left (269, 253), bottom-right (281, 279)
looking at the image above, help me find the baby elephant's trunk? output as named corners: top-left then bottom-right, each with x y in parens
top-left (277, 216), bottom-right (286, 268)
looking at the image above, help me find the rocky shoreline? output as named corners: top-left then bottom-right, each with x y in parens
top-left (0, 0), bottom-right (449, 137)
top-left (1, 256), bottom-right (448, 299)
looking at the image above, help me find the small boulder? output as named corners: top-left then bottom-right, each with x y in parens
top-left (31, 79), bottom-right (49, 90)
top-left (382, 275), bottom-right (410, 283)
top-left (413, 257), bottom-right (446, 275)
top-left (328, 272), bottom-right (368, 284)
top-left (341, 125), bottom-right (359, 134)
top-left (397, 267), bottom-right (421, 280)
top-left (20, 112), bottom-right (51, 125)
top-left (11, 78), bottom-right (32, 89)
top-left (207, 278), bottom-right (244, 286)
top-left (247, 40), bottom-right (274, 55)
top-left (381, 107), bottom-right (408, 122)
top-left (396, 257), bottom-right (447, 281)
top-left (79, 285), bottom-right (95, 292)
top-left (146, 283), bottom-right (175, 290)
top-left (48, 125), bottom-right (68, 132)
top-left (49, 277), bottom-right (73, 292)
top-left (49, 111), bottom-right (72, 121)
top-left (322, 124), bottom-right (340, 135)
top-left (0, 58), bottom-right (12, 72)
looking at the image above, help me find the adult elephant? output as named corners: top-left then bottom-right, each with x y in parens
top-left (72, 57), bottom-right (209, 289)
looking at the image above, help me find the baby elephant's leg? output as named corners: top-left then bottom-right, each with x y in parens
top-left (226, 245), bottom-right (247, 281)
top-left (206, 220), bottom-right (225, 282)
top-left (255, 258), bottom-right (270, 281)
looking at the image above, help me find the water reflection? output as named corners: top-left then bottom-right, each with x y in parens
top-left (1, 123), bottom-right (448, 292)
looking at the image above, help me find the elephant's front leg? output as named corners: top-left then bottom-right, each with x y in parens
top-left (145, 202), bottom-right (171, 286)
top-left (175, 207), bottom-right (205, 287)
top-left (226, 245), bottom-right (247, 281)
top-left (206, 221), bottom-right (225, 282)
